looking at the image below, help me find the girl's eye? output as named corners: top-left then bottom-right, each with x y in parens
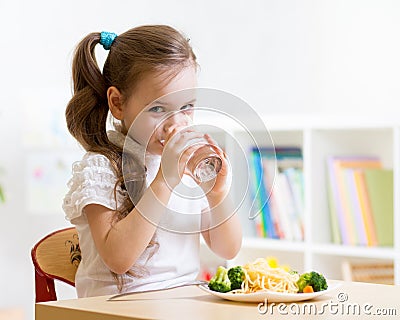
top-left (148, 106), bottom-right (164, 113)
top-left (180, 104), bottom-right (194, 111)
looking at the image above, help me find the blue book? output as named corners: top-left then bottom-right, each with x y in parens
top-left (250, 147), bottom-right (278, 239)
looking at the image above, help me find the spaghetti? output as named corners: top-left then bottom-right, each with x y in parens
top-left (235, 258), bottom-right (299, 294)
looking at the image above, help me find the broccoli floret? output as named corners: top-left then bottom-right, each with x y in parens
top-left (227, 266), bottom-right (245, 290)
top-left (208, 266), bottom-right (231, 293)
top-left (297, 271), bottom-right (328, 292)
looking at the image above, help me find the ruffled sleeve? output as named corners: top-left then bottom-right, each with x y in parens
top-left (63, 152), bottom-right (127, 223)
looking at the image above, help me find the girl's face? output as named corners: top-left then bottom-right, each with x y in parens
top-left (113, 65), bottom-right (198, 155)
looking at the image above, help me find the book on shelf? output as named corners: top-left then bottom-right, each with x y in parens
top-left (352, 169), bottom-right (378, 246)
top-left (249, 148), bottom-right (276, 239)
top-left (363, 168), bottom-right (394, 247)
top-left (326, 156), bottom-right (393, 247)
top-left (249, 146), bottom-right (304, 241)
top-left (343, 168), bottom-right (369, 246)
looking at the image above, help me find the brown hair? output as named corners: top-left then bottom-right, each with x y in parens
top-left (65, 25), bottom-right (197, 290)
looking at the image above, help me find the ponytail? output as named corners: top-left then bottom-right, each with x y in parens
top-left (66, 32), bottom-right (112, 153)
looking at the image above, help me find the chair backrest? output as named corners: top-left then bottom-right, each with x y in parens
top-left (31, 227), bottom-right (81, 302)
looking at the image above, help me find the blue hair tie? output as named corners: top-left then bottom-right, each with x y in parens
top-left (100, 31), bottom-right (117, 50)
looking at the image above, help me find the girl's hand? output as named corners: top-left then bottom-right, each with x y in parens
top-left (198, 134), bottom-right (231, 201)
top-left (155, 125), bottom-right (204, 188)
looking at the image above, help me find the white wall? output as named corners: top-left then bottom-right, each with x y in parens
top-left (0, 1), bottom-right (399, 319)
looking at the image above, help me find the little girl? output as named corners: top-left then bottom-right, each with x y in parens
top-left (63, 25), bottom-right (242, 297)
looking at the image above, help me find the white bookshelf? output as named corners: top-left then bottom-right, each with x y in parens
top-left (199, 114), bottom-right (400, 285)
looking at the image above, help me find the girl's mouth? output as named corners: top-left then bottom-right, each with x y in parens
top-left (159, 139), bottom-right (165, 147)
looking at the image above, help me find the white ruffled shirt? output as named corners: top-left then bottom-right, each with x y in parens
top-left (63, 150), bottom-right (209, 297)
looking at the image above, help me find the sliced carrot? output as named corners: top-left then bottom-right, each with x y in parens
top-left (303, 285), bottom-right (314, 293)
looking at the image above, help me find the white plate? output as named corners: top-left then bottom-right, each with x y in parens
top-left (198, 281), bottom-right (342, 303)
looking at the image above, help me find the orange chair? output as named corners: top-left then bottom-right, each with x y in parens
top-left (31, 227), bottom-right (81, 302)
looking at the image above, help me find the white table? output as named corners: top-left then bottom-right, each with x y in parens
top-left (36, 281), bottom-right (399, 320)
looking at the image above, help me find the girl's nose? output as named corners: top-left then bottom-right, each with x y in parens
top-left (162, 111), bottom-right (191, 132)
